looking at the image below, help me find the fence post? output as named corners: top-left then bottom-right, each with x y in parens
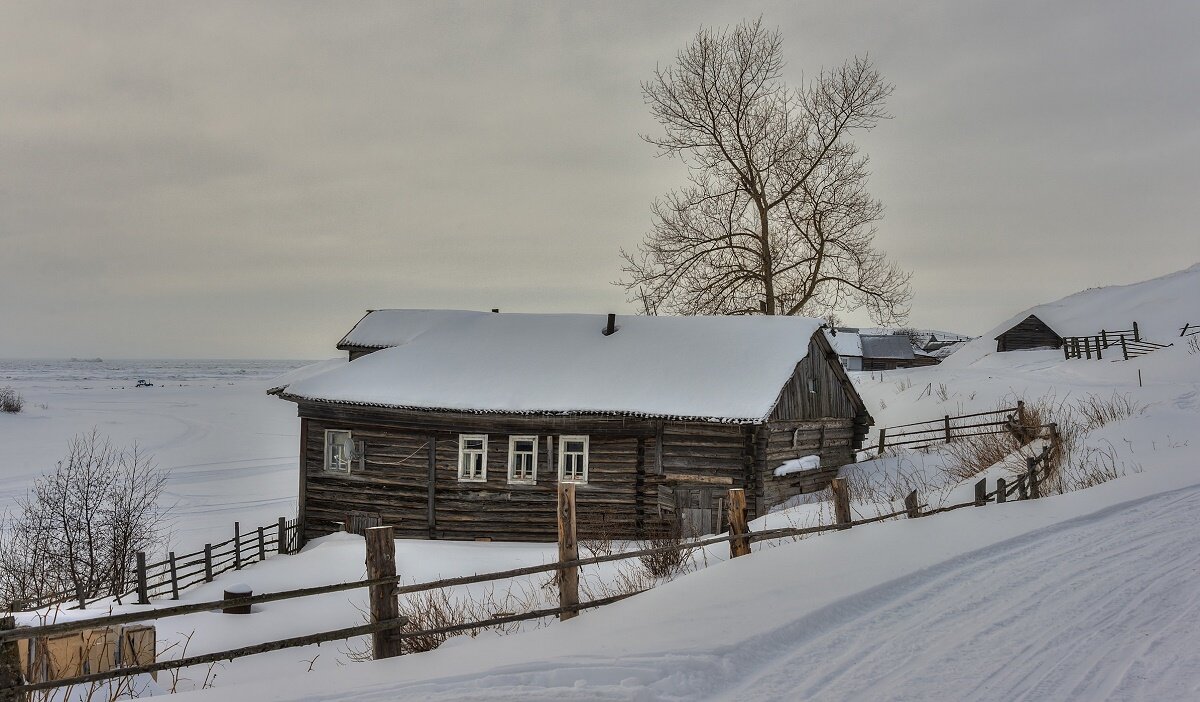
top-left (876, 428), bottom-right (887, 456)
top-left (1133, 321), bottom-right (1140, 342)
top-left (727, 488), bottom-right (751, 558)
top-left (169, 552), bottom-right (180, 600)
top-left (943, 415), bottom-right (952, 443)
top-left (204, 544), bottom-right (214, 582)
top-left (1027, 456), bottom-right (1041, 499)
top-left (136, 552), bottom-right (149, 605)
top-left (1095, 336), bottom-right (1102, 360)
top-left (557, 484), bottom-right (579, 621)
top-left (277, 517), bottom-right (288, 554)
top-left (996, 478), bottom-right (1007, 503)
top-left (1062, 343), bottom-right (1069, 361)
top-left (974, 479), bottom-right (987, 506)
top-left (1017, 475), bottom-right (1029, 500)
top-left (257, 527), bottom-right (266, 562)
top-left (1083, 336), bottom-right (1091, 359)
top-left (904, 490), bottom-right (921, 518)
top-left (364, 526), bottom-right (402, 660)
top-left (234, 521), bottom-right (242, 570)
top-left (831, 478), bottom-right (852, 528)
top-left (1121, 335), bottom-right (1129, 360)
top-left (1101, 329), bottom-right (1108, 348)
top-left (1, 615), bottom-right (24, 702)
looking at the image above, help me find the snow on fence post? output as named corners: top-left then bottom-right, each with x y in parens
top-left (277, 517), bottom-right (288, 554)
top-left (204, 544), bottom-right (213, 582)
top-left (557, 483), bottom-right (579, 621)
top-left (727, 488), bottom-right (750, 558)
top-left (904, 490), bottom-right (921, 518)
top-left (364, 526), bottom-right (402, 660)
top-left (257, 527), bottom-right (266, 562)
top-left (996, 478), bottom-right (1007, 503)
top-left (169, 552), bottom-right (180, 600)
top-left (1, 615), bottom-right (23, 702)
top-left (1027, 457), bottom-right (1041, 499)
top-left (136, 552), bottom-right (149, 605)
top-left (974, 479), bottom-right (987, 506)
top-left (234, 522), bottom-right (242, 570)
top-left (831, 479), bottom-right (852, 528)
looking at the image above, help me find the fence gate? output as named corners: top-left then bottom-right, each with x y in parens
top-left (673, 487), bottom-right (726, 538)
top-left (345, 511), bottom-right (382, 535)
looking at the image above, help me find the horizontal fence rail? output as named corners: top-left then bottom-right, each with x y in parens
top-left (1060, 321), bottom-right (1175, 361)
top-left (864, 403), bottom-right (1054, 455)
top-left (1181, 323), bottom-right (1199, 337)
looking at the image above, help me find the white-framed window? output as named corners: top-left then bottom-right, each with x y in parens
top-left (458, 434), bottom-right (488, 482)
top-left (558, 435), bottom-right (589, 483)
top-left (324, 430), bottom-right (355, 473)
top-left (507, 435), bottom-right (538, 484)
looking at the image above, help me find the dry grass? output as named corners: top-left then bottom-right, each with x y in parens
top-left (636, 520), bottom-right (695, 580)
top-left (0, 386), bottom-right (22, 413)
top-left (1188, 336), bottom-right (1199, 354)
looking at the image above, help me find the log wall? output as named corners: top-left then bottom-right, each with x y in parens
top-left (996, 314), bottom-right (1062, 352)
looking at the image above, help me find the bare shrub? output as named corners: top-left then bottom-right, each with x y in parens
top-left (895, 378), bottom-right (913, 392)
top-left (1074, 392), bottom-right (1143, 430)
top-left (1042, 442), bottom-right (1143, 495)
top-left (1188, 336), bottom-right (1199, 354)
top-left (578, 512), bottom-right (620, 558)
top-left (0, 386), bottom-right (22, 413)
top-left (636, 520), bottom-right (694, 580)
top-left (389, 582), bottom-right (542, 655)
top-left (935, 383), bottom-right (950, 402)
top-left (0, 430), bottom-right (168, 609)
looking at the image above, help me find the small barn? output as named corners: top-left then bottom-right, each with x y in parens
top-left (273, 311), bottom-right (873, 543)
top-left (859, 334), bottom-right (918, 371)
top-left (994, 314), bottom-right (1063, 352)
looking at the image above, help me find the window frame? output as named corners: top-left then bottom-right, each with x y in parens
top-left (507, 435), bottom-right (539, 485)
top-left (457, 434), bottom-right (488, 482)
top-left (324, 429), bottom-right (354, 474)
top-left (558, 435), bottom-right (589, 484)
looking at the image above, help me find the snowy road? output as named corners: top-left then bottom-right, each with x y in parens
top-left (209, 484), bottom-right (1200, 702)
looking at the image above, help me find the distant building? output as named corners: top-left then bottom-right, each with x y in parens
top-left (824, 328), bottom-right (863, 371)
top-left (994, 314), bottom-right (1063, 352)
top-left (859, 334), bottom-right (919, 371)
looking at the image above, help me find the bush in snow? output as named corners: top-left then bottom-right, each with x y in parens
top-left (636, 520), bottom-right (694, 580)
top-left (0, 430), bottom-right (168, 609)
top-left (0, 386), bottom-right (22, 413)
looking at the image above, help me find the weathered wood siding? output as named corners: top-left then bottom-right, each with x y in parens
top-left (759, 334), bottom-right (872, 510)
top-left (995, 314), bottom-right (1062, 352)
top-left (295, 402), bottom-right (756, 542)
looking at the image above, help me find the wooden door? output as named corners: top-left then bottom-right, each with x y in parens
top-left (674, 487), bottom-right (726, 538)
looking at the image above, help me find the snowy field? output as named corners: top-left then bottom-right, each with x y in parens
top-left (0, 359), bottom-right (310, 553)
top-left (7, 265), bottom-right (1200, 700)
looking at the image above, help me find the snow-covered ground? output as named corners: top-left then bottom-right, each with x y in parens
top-left (7, 264), bottom-right (1200, 700)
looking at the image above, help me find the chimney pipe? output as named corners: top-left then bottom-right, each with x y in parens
top-left (603, 313), bottom-right (616, 336)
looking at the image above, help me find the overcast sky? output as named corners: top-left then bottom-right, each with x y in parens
top-left (2, 1), bottom-right (1198, 359)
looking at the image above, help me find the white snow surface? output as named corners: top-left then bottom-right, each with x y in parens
top-left (773, 454), bottom-right (820, 477)
top-left (337, 309), bottom-right (492, 349)
top-left (823, 329), bottom-right (862, 357)
top-left (282, 312), bottom-right (825, 421)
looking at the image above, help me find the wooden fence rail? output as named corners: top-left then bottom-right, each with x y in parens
top-left (865, 403), bottom-right (1053, 455)
top-left (1061, 321), bottom-right (1174, 361)
top-left (1181, 323), bottom-right (1199, 337)
top-left (6, 445), bottom-right (1063, 696)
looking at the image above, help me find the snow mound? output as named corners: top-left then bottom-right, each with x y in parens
top-left (774, 455), bottom-right (820, 476)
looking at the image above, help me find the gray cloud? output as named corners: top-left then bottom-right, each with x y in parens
top-left (2, 1), bottom-right (1198, 358)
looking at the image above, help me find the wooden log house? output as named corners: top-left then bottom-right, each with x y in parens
top-left (994, 314), bottom-right (1063, 352)
top-left (273, 311), bottom-right (873, 543)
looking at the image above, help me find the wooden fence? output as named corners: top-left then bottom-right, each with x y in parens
top-left (866, 402), bottom-right (1051, 455)
top-left (1062, 322), bottom-right (1174, 361)
top-left (1, 457), bottom-right (1065, 697)
top-left (16, 518), bottom-right (301, 613)
top-left (1181, 323), bottom-right (1200, 338)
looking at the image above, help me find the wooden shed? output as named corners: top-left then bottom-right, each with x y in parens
top-left (994, 314), bottom-right (1063, 352)
top-left (274, 311), bottom-right (873, 542)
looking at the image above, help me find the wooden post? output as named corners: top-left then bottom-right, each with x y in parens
top-left (1, 615), bottom-right (25, 702)
top-left (996, 478), bottom-right (1007, 503)
top-left (75, 582), bottom-right (86, 609)
top-left (876, 428), bottom-right (887, 455)
top-left (1062, 343), bottom-right (1069, 360)
top-left (1095, 336), bottom-right (1102, 360)
top-left (1027, 456), bottom-right (1041, 499)
top-left (557, 484), bottom-right (579, 621)
top-left (1017, 475), bottom-right (1029, 500)
top-left (257, 526), bottom-right (266, 561)
top-left (1101, 329), bottom-right (1108, 348)
top-left (427, 435), bottom-right (437, 540)
top-left (727, 488), bottom-right (750, 558)
top-left (904, 490), bottom-right (921, 518)
top-left (277, 517), bottom-right (288, 554)
top-left (364, 526), bottom-right (402, 660)
top-left (168, 551), bottom-right (180, 600)
top-left (234, 521), bottom-right (242, 570)
top-left (830, 478), bottom-right (852, 528)
top-left (204, 544), bottom-right (214, 582)
top-left (943, 415), bottom-right (952, 443)
top-left (1133, 321), bottom-right (1140, 342)
top-left (1083, 336), bottom-right (1091, 359)
top-left (136, 552), bottom-right (149, 605)
top-left (1121, 335), bottom-right (1129, 360)
top-left (974, 479), bottom-right (987, 506)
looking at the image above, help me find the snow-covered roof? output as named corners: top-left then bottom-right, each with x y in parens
top-left (859, 335), bottom-right (914, 360)
top-left (337, 309), bottom-right (490, 350)
top-left (824, 329), bottom-right (863, 358)
top-left (281, 312), bottom-right (828, 422)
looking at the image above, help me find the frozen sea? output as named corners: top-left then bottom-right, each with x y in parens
top-left (0, 358), bottom-right (314, 553)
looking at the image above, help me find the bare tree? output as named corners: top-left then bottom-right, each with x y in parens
top-left (0, 430), bottom-right (168, 609)
top-left (620, 18), bottom-right (911, 322)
